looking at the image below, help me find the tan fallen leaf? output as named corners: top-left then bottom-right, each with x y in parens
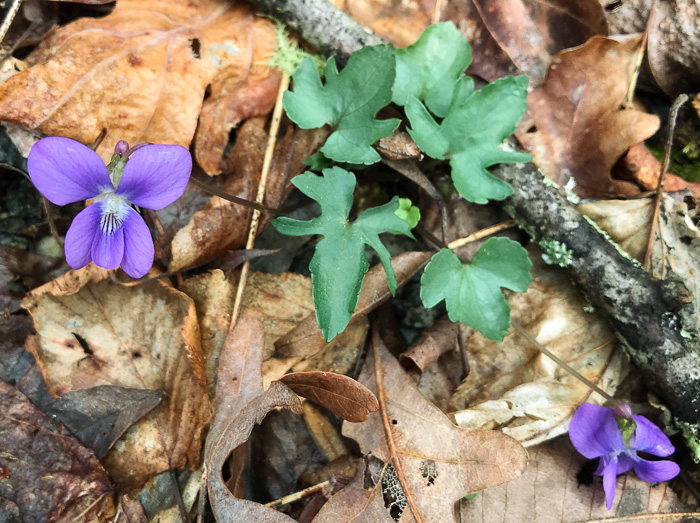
top-left (274, 251), bottom-right (432, 359)
top-left (203, 310), bottom-right (303, 522)
top-left (459, 436), bottom-right (691, 522)
top-left (22, 276), bottom-right (209, 490)
top-left (517, 36), bottom-right (660, 197)
top-left (279, 371), bottom-right (379, 422)
top-left (342, 330), bottom-right (528, 522)
top-left (449, 246), bottom-right (630, 446)
top-left (0, 380), bottom-right (113, 521)
top-left (0, 0), bottom-right (280, 173)
top-left (400, 314), bottom-right (458, 377)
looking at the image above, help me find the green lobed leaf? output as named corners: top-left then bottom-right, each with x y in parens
top-left (272, 167), bottom-right (414, 341)
top-left (394, 198), bottom-right (420, 229)
top-left (406, 75), bottom-right (531, 204)
top-left (420, 237), bottom-right (532, 341)
top-left (283, 46), bottom-right (400, 165)
top-left (392, 22), bottom-right (472, 118)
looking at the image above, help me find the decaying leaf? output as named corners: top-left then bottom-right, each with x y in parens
top-left (343, 330), bottom-right (528, 522)
top-left (279, 371), bottom-right (379, 422)
top-left (459, 436), bottom-right (690, 521)
top-left (449, 246), bottom-right (630, 446)
top-left (275, 251), bottom-right (432, 359)
top-left (22, 275), bottom-right (210, 490)
top-left (204, 310), bottom-right (303, 522)
top-left (0, 0), bottom-right (280, 173)
top-left (400, 315), bottom-right (459, 377)
top-left (0, 380), bottom-right (113, 521)
top-left (517, 36), bottom-right (660, 197)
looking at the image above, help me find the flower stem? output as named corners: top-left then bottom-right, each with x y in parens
top-left (188, 176), bottom-right (283, 215)
top-left (510, 320), bottom-right (616, 403)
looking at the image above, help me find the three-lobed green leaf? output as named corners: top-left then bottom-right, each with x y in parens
top-left (283, 45), bottom-right (400, 165)
top-left (420, 238), bottom-right (532, 341)
top-left (406, 75), bottom-right (531, 204)
top-left (392, 21), bottom-right (472, 118)
top-left (272, 167), bottom-right (417, 341)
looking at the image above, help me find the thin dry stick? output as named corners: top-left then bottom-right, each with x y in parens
top-left (229, 74), bottom-right (290, 330)
top-left (446, 220), bottom-right (517, 250)
top-left (432, 0), bottom-right (443, 23)
top-left (264, 480), bottom-right (331, 508)
top-left (643, 93), bottom-right (690, 271)
top-left (0, 0), bottom-right (22, 45)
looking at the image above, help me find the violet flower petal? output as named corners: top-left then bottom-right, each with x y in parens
top-left (632, 414), bottom-right (675, 457)
top-left (602, 455), bottom-right (619, 510)
top-left (633, 457), bottom-right (680, 483)
top-left (64, 203), bottom-right (102, 270)
top-left (616, 452), bottom-right (636, 475)
top-left (569, 403), bottom-right (624, 459)
top-left (115, 144), bottom-right (191, 210)
top-left (120, 206), bottom-right (154, 279)
top-left (91, 206), bottom-right (125, 270)
top-left (27, 137), bottom-right (113, 206)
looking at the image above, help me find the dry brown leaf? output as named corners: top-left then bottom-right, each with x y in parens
top-left (342, 330), bottom-right (528, 522)
top-left (449, 245), bottom-right (630, 446)
top-left (517, 35), bottom-right (660, 197)
top-left (0, 380), bottom-right (114, 521)
top-left (279, 371), bottom-right (379, 422)
top-left (0, 0), bottom-right (280, 173)
top-left (648, 0), bottom-right (700, 97)
top-left (204, 311), bottom-right (303, 522)
top-left (617, 142), bottom-right (700, 196)
top-left (21, 277), bottom-right (209, 490)
top-left (303, 401), bottom-right (351, 462)
top-left (275, 251), bottom-right (432, 359)
top-left (400, 314), bottom-right (458, 376)
top-left (459, 436), bottom-right (691, 521)
top-left (25, 264), bottom-right (109, 298)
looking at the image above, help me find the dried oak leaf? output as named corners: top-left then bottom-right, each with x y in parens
top-left (342, 331), bottom-right (528, 522)
top-left (279, 371), bottom-right (379, 422)
top-left (0, 0), bottom-right (281, 174)
top-left (204, 311), bottom-right (302, 522)
top-left (517, 35), bottom-right (660, 198)
top-left (21, 275), bottom-right (210, 491)
top-left (449, 245), bottom-right (630, 446)
top-left (0, 380), bottom-right (113, 522)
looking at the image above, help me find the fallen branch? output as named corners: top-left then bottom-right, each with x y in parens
top-left (246, 0), bottom-right (700, 454)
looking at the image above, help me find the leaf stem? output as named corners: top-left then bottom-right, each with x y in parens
top-left (510, 320), bottom-right (615, 403)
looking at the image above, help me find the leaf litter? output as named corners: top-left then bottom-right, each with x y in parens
top-left (0, 0), bottom-right (698, 520)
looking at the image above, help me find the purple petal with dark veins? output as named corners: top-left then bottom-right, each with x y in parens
top-left (569, 403), bottom-right (624, 459)
top-left (120, 206), bottom-right (154, 279)
top-left (64, 203), bottom-right (101, 270)
top-left (27, 137), bottom-right (112, 205)
top-left (91, 203), bottom-right (125, 270)
top-left (115, 144), bottom-right (191, 210)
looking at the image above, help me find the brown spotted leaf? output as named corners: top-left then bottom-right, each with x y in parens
top-left (0, 0), bottom-right (280, 174)
top-left (342, 331), bottom-right (528, 522)
top-left (21, 274), bottom-right (210, 491)
top-left (279, 371), bottom-right (379, 422)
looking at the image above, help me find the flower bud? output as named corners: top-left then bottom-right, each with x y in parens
top-left (114, 140), bottom-right (129, 157)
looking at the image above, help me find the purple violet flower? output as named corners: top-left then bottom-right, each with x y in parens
top-left (28, 137), bottom-right (191, 278)
top-left (569, 403), bottom-right (680, 510)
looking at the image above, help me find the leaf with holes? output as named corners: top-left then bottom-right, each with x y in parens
top-left (420, 237), bottom-right (532, 341)
top-left (406, 75), bottom-right (530, 203)
top-left (283, 46), bottom-right (400, 164)
top-left (272, 167), bottom-right (417, 341)
top-left (337, 332), bottom-right (528, 522)
top-left (392, 22), bottom-right (472, 117)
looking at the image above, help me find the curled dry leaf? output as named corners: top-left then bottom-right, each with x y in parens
top-left (275, 251), bottom-right (432, 359)
top-left (279, 371), bottom-right (379, 422)
top-left (0, 380), bottom-right (113, 522)
top-left (517, 35), bottom-right (660, 197)
top-left (0, 0), bottom-right (280, 172)
top-left (400, 314), bottom-right (459, 376)
top-left (342, 330), bottom-right (528, 522)
top-left (648, 0), bottom-right (700, 97)
top-left (449, 246), bottom-right (630, 446)
top-left (204, 310), bottom-right (303, 522)
top-left (21, 277), bottom-right (209, 490)
top-left (459, 436), bottom-right (689, 521)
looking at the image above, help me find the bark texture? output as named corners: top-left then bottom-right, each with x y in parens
top-left (245, 0), bottom-right (700, 452)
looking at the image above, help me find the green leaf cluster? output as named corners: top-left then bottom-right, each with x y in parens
top-left (272, 167), bottom-right (416, 341)
top-left (420, 238), bottom-right (532, 341)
